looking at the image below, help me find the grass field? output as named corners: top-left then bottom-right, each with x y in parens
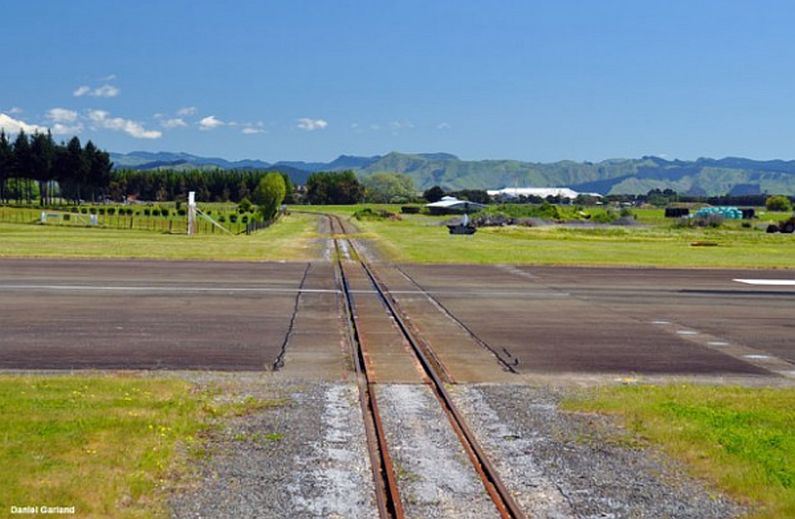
top-left (0, 212), bottom-right (319, 261)
top-left (563, 384), bottom-right (795, 518)
top-left (0, 375), bottom-right (204, 517)
top-left (305, 205), bottom-right (795, 268)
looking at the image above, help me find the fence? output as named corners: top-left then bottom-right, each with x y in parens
top-left (0, 206), bottom-right (254, 235)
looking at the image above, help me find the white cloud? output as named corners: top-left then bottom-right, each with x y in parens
top-left (198, 115), bottom-right (224, 130)
top-left (74, 84), bottom-right (120, 97)
top-left (99, 74), bottom-right (117, 81)
top-left (177, 106), bottom-right (197, 116)
top-left (87, 110), bottom-right (161, 139)
top-left (92, 84), bottom-right (119, 97)
top-left (436, 122), bottom-right (451, 130)
top-left (161, 118), bottom-right (187, 128)
top-left (46, 108), bottom-right (79, 123)
top-left (390, 120), bottom-right (414, 130)
top-left (8, 107), bottom-right (23, 114)
top-left (51, 123), bottom-right (83, 136)
top-left (0, 113), bottom-right (47, 134)
top-left (297, 118), bottom-right (328, 131)
top-left (242, 127), bottom-right (264, 134)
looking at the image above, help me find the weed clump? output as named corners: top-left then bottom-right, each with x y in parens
top-left (353, 208), bottom-right (401, 221)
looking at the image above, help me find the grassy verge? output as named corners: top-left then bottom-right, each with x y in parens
top-left (0, 375), bottom-right (202, 517)
top-left (0, 375), bottom-right (282, 517)
top-left (563, 384), bottom-right (795, 518)
top-left (303, 205), bottom-right (794, 268)
top-left (0, 212), bottom-right (319, 261)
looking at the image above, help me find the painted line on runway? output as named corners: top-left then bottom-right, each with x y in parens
top-left (0, 284), bottom-right (341, 294)
top-left (733, 279), bottom-right (795, 286)
top-left (0, 284), bottom-right (568, 298)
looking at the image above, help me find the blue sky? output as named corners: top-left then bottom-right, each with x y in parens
top-left (2, 0), bottom-right (795, 162)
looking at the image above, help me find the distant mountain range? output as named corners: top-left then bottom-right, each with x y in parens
top-left (110, 151), bottom-right (795, 196)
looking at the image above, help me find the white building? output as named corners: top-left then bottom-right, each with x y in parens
top-left (486, 187), bottom-right (601, 199)
top-left (425, 196), bottom-right (486, 214)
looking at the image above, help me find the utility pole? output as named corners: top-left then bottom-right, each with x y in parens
top-left (187, 191), bottom-right (197, 235)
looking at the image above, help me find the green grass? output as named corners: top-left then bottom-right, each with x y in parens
top-left (305, 205), bottom-right (794, 268)
top-left (0, 213), bottom-right (319, 261)
top-left (563, 385), bottom-right (795, 518)
top-left (0, 375), bottom-right (204, 517)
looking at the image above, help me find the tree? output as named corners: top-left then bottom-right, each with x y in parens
top-left (12, 131), bottom-right (33, 202)
top-left (0, 131), bottom-right (11, 202)
top-left (280, 172), bottom-right (296, 204)
top-left (30, 132), bottom-right (55, 205)
top-left (306, 170), bottom-right (365, 204)
top-left (423, 185), bottom-right (445, 203)
top-left (59, 137), bottom-right (88, 203)
top-left (253, 172), bottom-right (286, 220)
top-left (450, 189), bottom-right (490, 204)
top-left (81, 141), bottom-right (112, 202)
top-left (362, 172), bottom-right (416, 203)
top-left (765, 194), bottom-right (792, 212)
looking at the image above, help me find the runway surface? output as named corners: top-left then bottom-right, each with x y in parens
top-left (0, 259), bottom-right (791, 376)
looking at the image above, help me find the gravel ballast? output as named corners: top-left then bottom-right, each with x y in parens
top-left (171, 378), bottom-right (375, 518)
top-left (376, 384), bottom-right (499, 519)
top-left (450, 384), bottom-right (744, 519)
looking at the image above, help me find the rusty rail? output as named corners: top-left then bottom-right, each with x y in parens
top-left (330, 215), bottom-right (405, 519)
top-left (329, 213), bottom-right (525, 519)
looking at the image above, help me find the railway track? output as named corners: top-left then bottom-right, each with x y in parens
top-left (327, 214), bottom-right (525, 519)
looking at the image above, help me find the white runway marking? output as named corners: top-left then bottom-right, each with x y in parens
top-left (0, 284), bottom-right (568, 298)
top-left (733, 279), bottom-right (795, 286)
top-left (707, 341), bottom-right (730, 347)
top-left (743, 354), bottom-right (771, 360)
top-left (651, 320), bottom-right (671, 325)
top-left (0, 284), bottom-right (341, 294)
top-left (676, 330), bottom-right (698, 336)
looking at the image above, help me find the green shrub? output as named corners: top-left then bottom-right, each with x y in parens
top-left (126, 208), bottom-right (134, 216)
top-left (89, 208), bottom-right (97, 215)
top-left (765, 195), bottom-right (793, 212)
top-left (229, 214), bottom-right (238, 223)
top-left (98, 208), bottom-right (105, 215)
top-left (241, 215), bottom-right (249, 223)
top-left (591, 210), bottom-right (618, 224)
top-left (177, 208), bottom-right (186, 216)
top-left (62, 214), bottom-right (71, 222)
top-left (143, 209), bottom-right (151, 216)
top-left (70, 207), bottom-right (78, 213)
top-left (218, 215), bottom-right (226, 223)
top-left (107, 208), bottom-right (116, 215)
top-left (160, 208), bottom-right (169, 217)
top-left (238, 197), bottom-right (252, 212)
top-left (80, 208), bottom-right (88, 214)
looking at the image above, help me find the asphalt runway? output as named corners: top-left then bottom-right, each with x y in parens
top-left (0, 259), bottom-right (314, 370)
top-left (1, 259), bottom-right (791, 376)
top-left (398, 265), bottom-right (793, 375)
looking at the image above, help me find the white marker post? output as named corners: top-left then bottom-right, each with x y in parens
top-left (187, 191), bottom-right (197, 235)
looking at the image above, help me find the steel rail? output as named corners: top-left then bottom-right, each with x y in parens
top-left (329, 215), bottom-right (405, 519)
top-left (329, 214), bottom-right (526, 519)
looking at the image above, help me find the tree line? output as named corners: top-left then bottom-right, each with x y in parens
top-left (111, 169), bottom-right (294, 204)
top-left (0, 130), bottom-right (112, 205)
